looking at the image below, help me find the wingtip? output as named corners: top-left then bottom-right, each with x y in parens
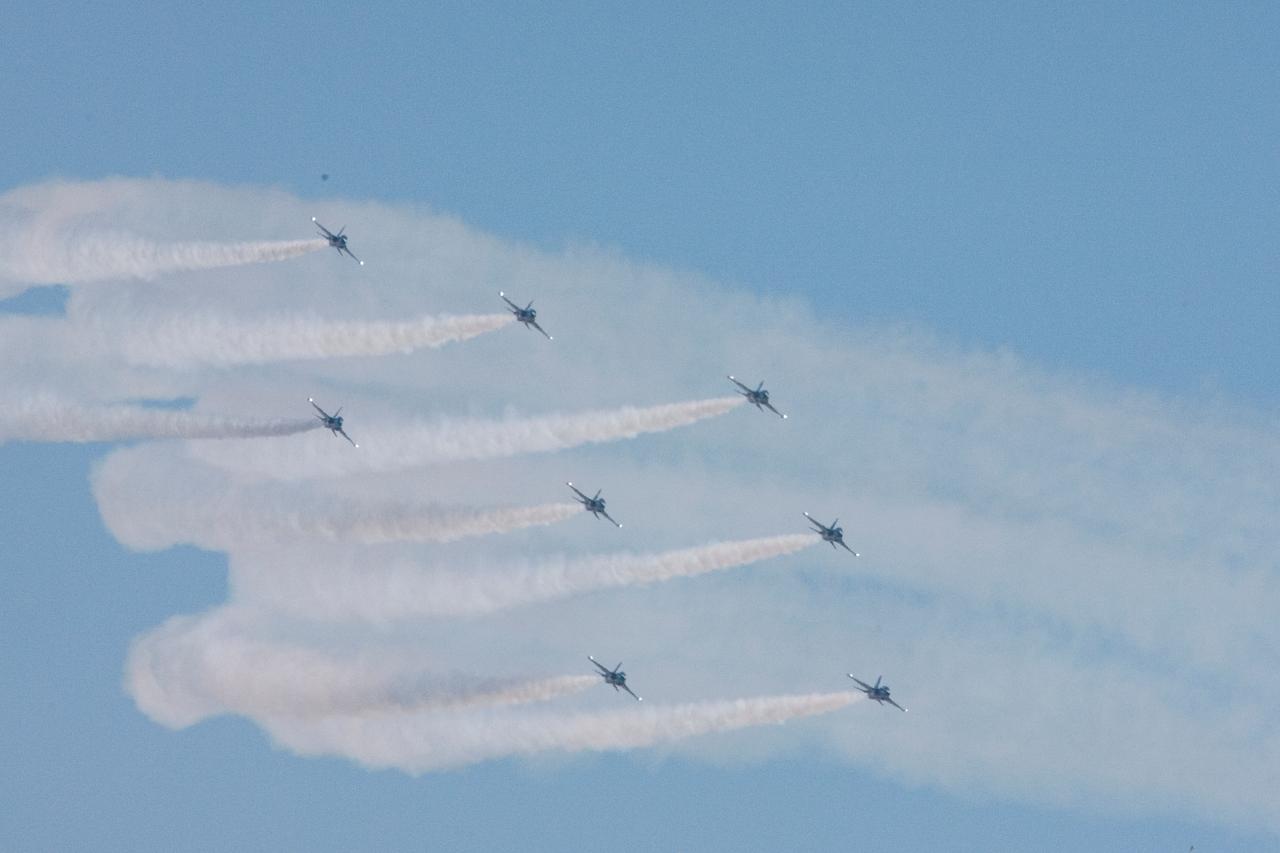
top-left (781, 413), bottom-right (789, 419)
top-left (311, 216), bottom-right (317, 222)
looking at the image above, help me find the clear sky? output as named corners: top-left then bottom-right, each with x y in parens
top-left (2, 3), bottom-right (1277, 851)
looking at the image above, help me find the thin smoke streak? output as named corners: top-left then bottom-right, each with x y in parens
top-left (0, 231), bottom-right (325, 286)
top-left (338, 502), bottom-right (584, 545)
top-left (125, 620), bottom-right (596, 726)
top-left (187, 396), bottom-right (748, 480)
top-left (262, 691), bottom-right (862, 772)
top-left (236, 534), bottom-right (819, 621)
top-left (95, 475), bottom-right (584, 551)
top-left (95, 311), bottom-right (515, 367)
top-left (0, 396), bottom-right (319, 444)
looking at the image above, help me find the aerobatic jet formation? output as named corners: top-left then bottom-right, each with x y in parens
top-left (848, 674), bottom-right (907, 711)
top-left (83, 193), bottom-right (919, 745)
top-left (728, 375), bottom-right (787, 419)
top-left (590, 656), bottom-right (642, 701)
top-left (804, 512), bottom-right (859, 555)
top-left (500, 291), bottom-right (552, 339)
top-left (312, 217), bottom-right (363, 265)
top-left (567, 482), bottom-right (621, 528)
top-left (309, 398), bottom-right (358, 447)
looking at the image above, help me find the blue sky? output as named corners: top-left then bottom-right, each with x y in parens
top-left (7, 3), bottom-right (1277, 401)
top-left (2, 3), bottom-right (1277, 851)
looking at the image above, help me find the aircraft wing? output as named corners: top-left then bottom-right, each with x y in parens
top-left (838, 539), bottom-right (860, 557)
top-left (727, 375), bottom-right (752, 393)
top-left (529, 319), bottom-right (552, 340)
top-left (762, 401), bottom-right (788, 419)
top-left (848, 675), bottom-right (872, 691)
top-left (588, 656), bottom-right (611, 675)
top-left (566, 482), bottom-right (590, 501)
top-left (621, 683), bottom-right (642, 701)
top-left (600, 510), bottom-right (622, 528)
top-left (500, 292), bottom-right (521, 311)
top-left (337, 428), bottom-right (358, 448)
top-left (887, 698), bottom-right (908, 712)
top-left (803, 512), bottom-right (827, 533)
top-left (341, 247), bottom-right (363, 265)
top-left (312, 218), bottom-right (336, 239)
top-left (309, 398), bottom-right (330, 419)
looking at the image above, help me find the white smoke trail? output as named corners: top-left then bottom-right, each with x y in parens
top-left (0, 396), bottom-right (319, 444)
top-left (261, 691), bottom-right (861, 772)
top-left (187, 396), bottom-right (747, 480)
top-left (126, 615), bottom-right (595, 727)
top-left (0, 311), bottom-right (512, 392)
top-left (0, 229), bottom-right (325, 286)
top-left (336, 502), bottom-right (584, 546)
top-left (95, 470), bottom-right (583, 551)
top-left (81, 310), bottom-right (514, 367)
top-left (236, 534), bottom-right (819, 622)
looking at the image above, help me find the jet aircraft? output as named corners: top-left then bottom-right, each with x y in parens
top-left (804, 512), bottom-right (859, 555)
top-left (848, 674), bottom-right (907, 711)
top-left (309, 397), bottom-right (358, 447)
top-left (728, 375), bottom-right (787, 419)
top-left (589, 656), bottom-right (642, 701)
top-left (567, 482), bottom-right (621, 527)
top-left (312, 217), bottom-right (363, 265)
top-left (500, 291), bottom-right (552, 339)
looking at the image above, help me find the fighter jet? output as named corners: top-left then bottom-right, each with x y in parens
top-left (567, 482), bottom-right (621, 528)
top-left (728, 375), bottom-right (787, 419)
top-left (804, 512), bottom-right (859, 556)
top-left (500, 291), bottom-right (552, 339)
top-left (312, 217), bottom-right (363, 265)
top-left (848, 674), bottom-right (907, 711)
top-left (309, 397), bottom-right (358, 447)
top-left (589, 656), bottom-right (642, 701)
